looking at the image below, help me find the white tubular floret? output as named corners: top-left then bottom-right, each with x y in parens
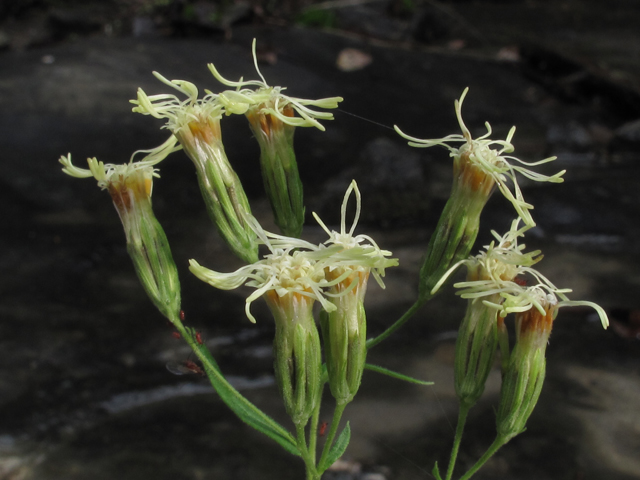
top-left (431, 218), bottom-right (538, 296)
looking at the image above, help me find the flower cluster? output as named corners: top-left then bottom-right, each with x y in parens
top-left (57, 43), bottom-right (615, 478)
top-left (189, 181), bottom-right (397, 323)
top-left (190, 180), bottom-right (396, 415)
top-left (208, 40), bottom-right (343, 237)
top-left (131, 39), bottom-right (343, 243)
top-left (132, 71), bottom-right (260, 262)
top-left (130, 39), bottom-right (342, 154)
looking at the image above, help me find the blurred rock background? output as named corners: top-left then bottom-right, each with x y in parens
top-left (1, 1), bottom-right (639, 479)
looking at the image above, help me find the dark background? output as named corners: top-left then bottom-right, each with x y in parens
top-left (1, 1), bottom-right (639, 479)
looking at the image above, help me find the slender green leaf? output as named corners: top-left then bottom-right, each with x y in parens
top-left (318, 422), bottom-right (351, 472)
top-left (195, 343), bottom-right (300, 456)
top-left (365, 363), bottom-right (434, 386)
top-left (432, 461), bottom-right (444, 480)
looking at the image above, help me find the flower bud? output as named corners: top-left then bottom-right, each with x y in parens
top-left (265, 291), bottom-right (322, 426)
top-left (246, 104), bottom-right (304, 238)
top-left (454, 294), bottom-right (499, 409)
top-left (320, 269), bottom-right (368, 406)
top-left (496, 304), bottom-right (553, 441)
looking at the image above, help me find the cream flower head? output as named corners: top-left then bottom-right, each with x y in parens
top-left (432, 219), bottom-right (608, 328)
top-left (431, 218), bottom-right (541, 296)
top-left (312, 180), bottom-right (398, 290)
top-left (497, 282), bottom-right (608, 329)
top-left (131, 73), bottom-right (223, 136)
top-left (189, 216), bottom-right (349, 323)
top-left (189, 181), bottom-right (398, 322)
top-left (59, 135), bottom-right (179, 189)
top-left (207, 39), bottom-right (343, 131)
top-left (395, 88), bottom-right (565, 227)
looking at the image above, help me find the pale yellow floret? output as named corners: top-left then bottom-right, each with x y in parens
top-left (131, 73), bottom-right (223, 136)
top-left (430, 218), bottom-right (537, 295)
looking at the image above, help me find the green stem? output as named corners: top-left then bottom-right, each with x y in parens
top-left (445, 404), bottom-right (471, 480)
top-left (296, 424), bottom-right (316, 480)
top-left (306, 466), bottom-right (319, 480)
top-left (318, 402), bottom-right (348, 470)
top-left (366, 299), bottom-right (424, 350)
top-left (458, 436), bottom-right (508, 480)
top-left (307, 383), bottom-right (324, 469)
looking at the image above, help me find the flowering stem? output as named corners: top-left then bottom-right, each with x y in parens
top-left (444, 404), bottom-right (471, 480)
top-left (366, 299), bottom-right (423, 350)
top-left (305, 466), bottom-right (320, 480)
top-left (318, 402), bottom-right (348, 470)
top-left (458, 436), bottom-right (508, 480)
top-left (307, 384), bottom-right (324, 469)
top-left (296, 424), bottom-right (318, 480)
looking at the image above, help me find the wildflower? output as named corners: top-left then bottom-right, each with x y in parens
top-left (208, 40), bottom-right (343, 130)
top-left (495, 300), bottom-right (554, 442)
top-left (433, 218), bottom-right (609, 328)
top-left (313, 181), bottom-right (398, 405)
top-left (131, 73), bottom-right (258, 263)
top-left (395, 87), bottom-right (565, 227)
top-left (431, 219), bottom-right (536, 408)
top-left (395, 89), bottom-right (564, 301)
top-left (188, 218), bottom-right (336, 323)
top-left (432, 220), bottom-right (608, 410)
top-left (430, 218), bottom-right (542, 298)
top-left (208, 39), bottom-right (343, 237)
top-left (189, 220), bottom-right (336, 426)
top-left (59, 145), bottom-right (182, 323)
top-left (457, 236), bottom-right (607, 440)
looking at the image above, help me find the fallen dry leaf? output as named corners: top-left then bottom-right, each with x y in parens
top-left (336, 48), bottom-right (373, 72)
